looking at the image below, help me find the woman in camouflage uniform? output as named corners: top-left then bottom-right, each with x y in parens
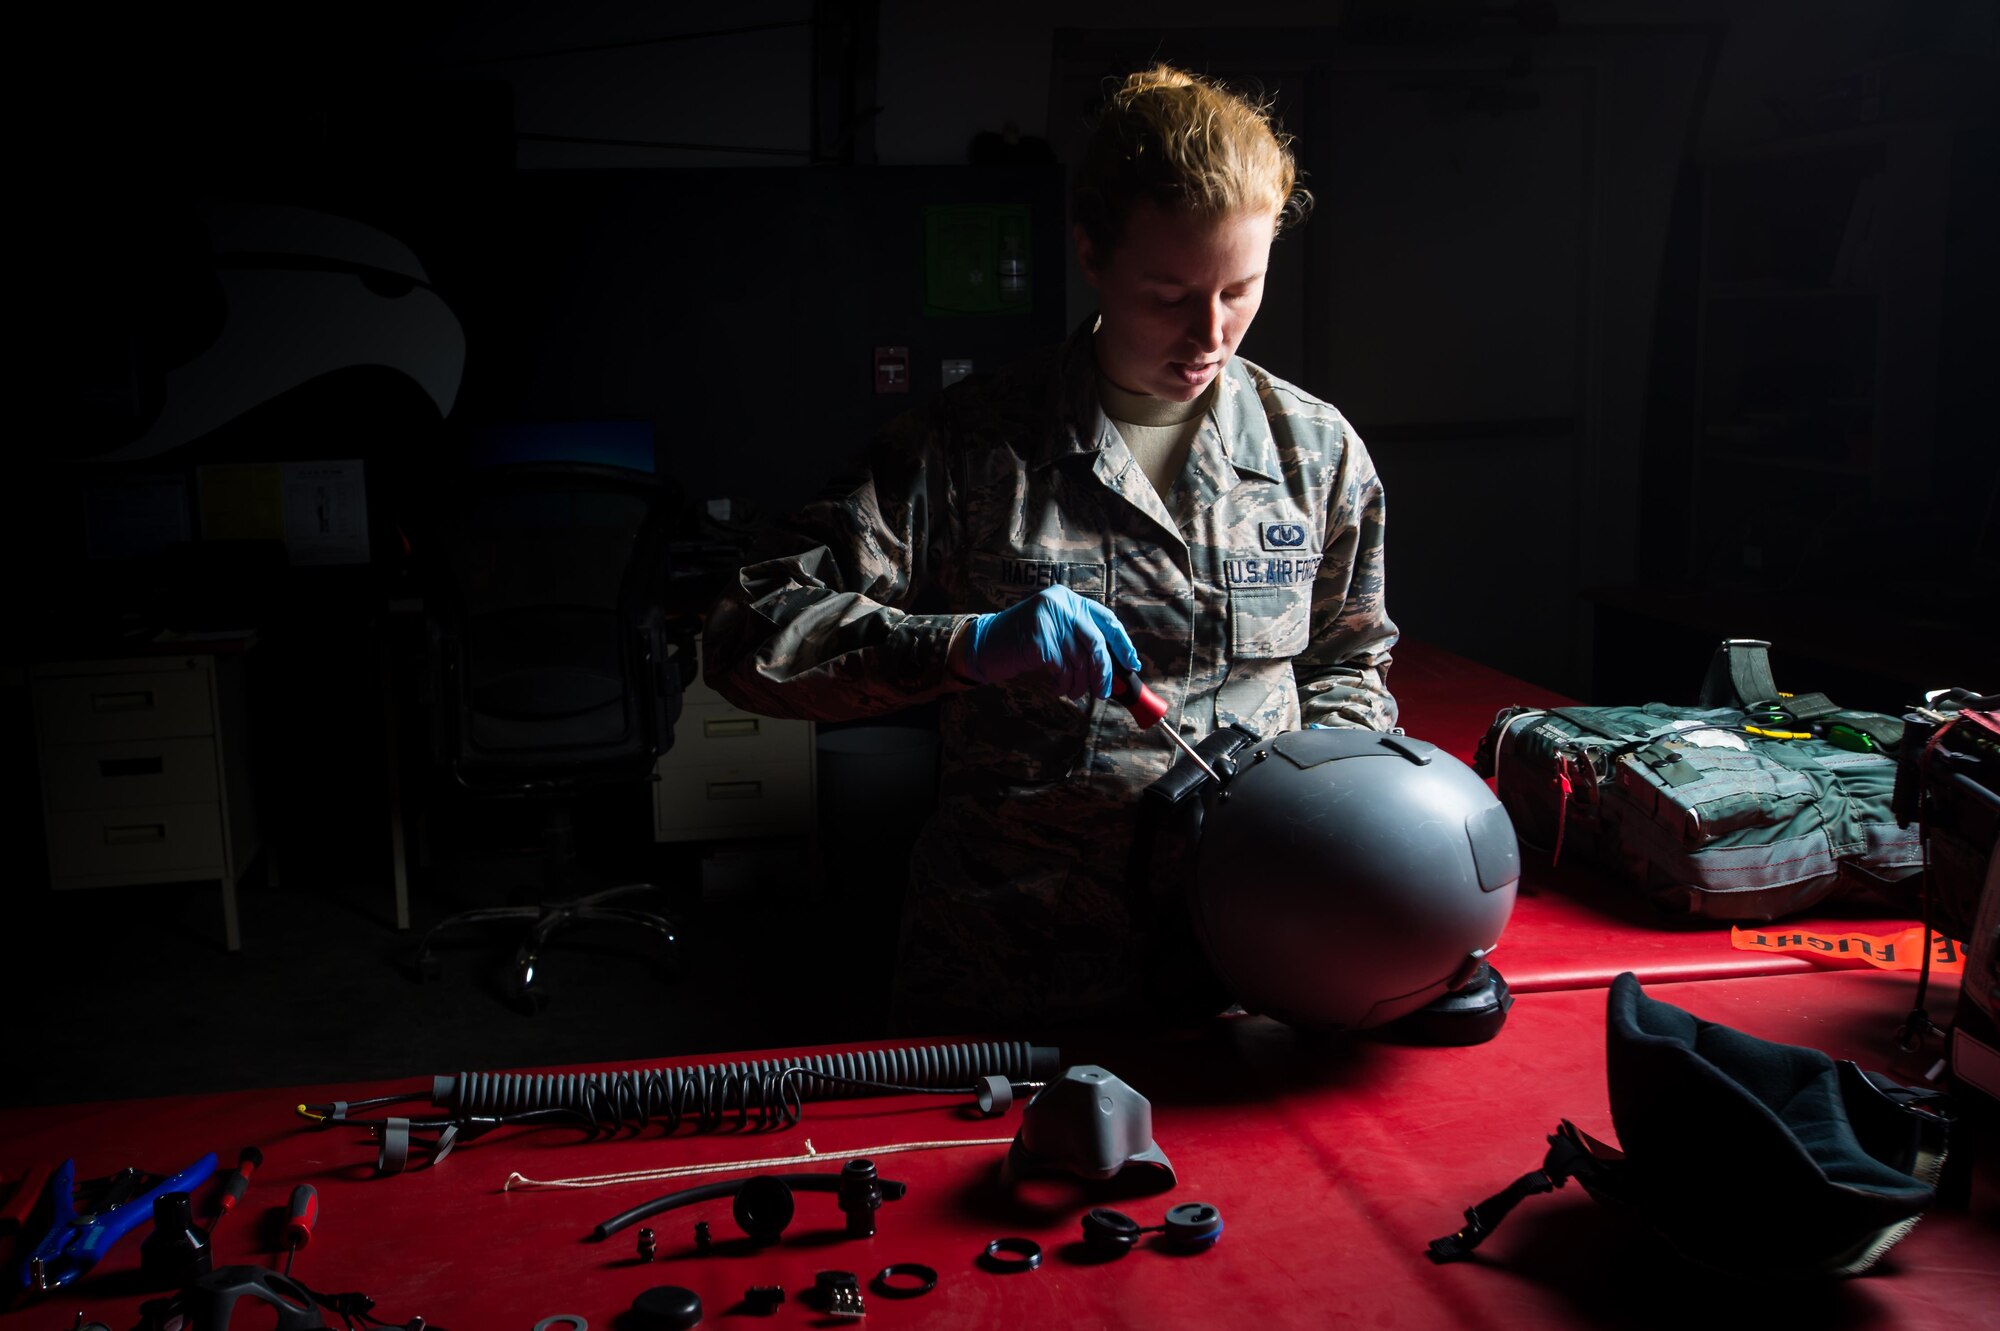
top-left (704, 65), bottom-right (1398, 1031)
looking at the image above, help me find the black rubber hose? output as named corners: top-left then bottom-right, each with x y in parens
top-left (592, 1177), bottom-right (739, 1241)
top-left (433, 1041), bottom-right (1059, 1128)
top-left (592, 1170), bottom-right (906, 1241)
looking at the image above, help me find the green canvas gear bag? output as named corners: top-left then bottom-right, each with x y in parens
top-left (1472, 641), bottom-right (1922, 922)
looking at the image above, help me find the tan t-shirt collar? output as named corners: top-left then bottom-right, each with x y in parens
top-left (1096, 371), bottom-right (1216, 427)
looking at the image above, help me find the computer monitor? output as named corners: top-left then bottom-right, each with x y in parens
top-left (466, 421), bottom-right (655, 474)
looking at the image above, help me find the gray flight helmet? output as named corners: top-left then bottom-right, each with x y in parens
top-left (1187, 728), bottom-right (1520, 1030)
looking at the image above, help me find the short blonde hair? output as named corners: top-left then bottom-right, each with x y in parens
top-left (1073, 64), bottom-right (1311, 256)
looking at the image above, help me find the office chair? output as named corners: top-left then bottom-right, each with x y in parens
top-left (413, 461), bottom-right (694, 1012)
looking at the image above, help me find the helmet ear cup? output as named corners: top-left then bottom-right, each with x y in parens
top-left (1081, 1207), bottom-right (1144, 1255)
top-left (732, 1177), bottom-right (796, 1245)
top-left (1079, 1203), bottom-right (1226, 1256)
top-left (1160, 1201), bottom-right (1225, 1251)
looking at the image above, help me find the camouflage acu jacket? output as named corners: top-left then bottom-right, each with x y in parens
top-left (704, 318), bottom-right (1397, 1027)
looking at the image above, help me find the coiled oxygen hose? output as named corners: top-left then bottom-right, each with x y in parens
top-left (303, 1041), bottom-right (1061, 1172)
top-left (435, 1040), bottom-right (1058, 1125)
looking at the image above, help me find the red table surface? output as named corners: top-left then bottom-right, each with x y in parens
top-left (3, 970), bottom-right (1993, 1330)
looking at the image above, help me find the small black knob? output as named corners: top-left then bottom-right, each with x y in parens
top-left (632, 1284), bottom-right (702, 1330)
top-left (140, 1191), bottom-right (212, 1287)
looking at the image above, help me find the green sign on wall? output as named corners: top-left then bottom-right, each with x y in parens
top-left (923, 203), bottom-right (1032, 316)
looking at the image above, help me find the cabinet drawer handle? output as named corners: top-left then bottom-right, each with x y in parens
top-left (91, 690), bottom-right (155, 713)
top-left (100, 756), bottom-right (166, 778)
top-left (104, 823), bottom-right (168, 845)
top-left (703, 717), bottom-right (760, 739)
top-left (706, 780), bottom-right (763, 801)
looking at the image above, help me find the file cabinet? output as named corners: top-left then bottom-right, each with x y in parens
top-left (653, 639), bottom-right (815, 842)
top-left (31, 649), bottom-right (261, 949)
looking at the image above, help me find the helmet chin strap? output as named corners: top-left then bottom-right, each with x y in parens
top-left (1426, 1121), bottom-right (1618, 1263)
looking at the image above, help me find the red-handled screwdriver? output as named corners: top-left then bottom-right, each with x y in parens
top-left (1, 1163), bottom-right (55, 1245)
top-left (282, 1184), bottom-right (317, 1275)
top-left (209, 1147), bottom-right (263, 1228)
top-left (1111, 668), bottom-right (1220, 783)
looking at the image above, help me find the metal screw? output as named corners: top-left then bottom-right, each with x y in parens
top-left (694, 1219), bottom-right (713, 1254)
top-left (637, 1227), bottom-right (657, 1262)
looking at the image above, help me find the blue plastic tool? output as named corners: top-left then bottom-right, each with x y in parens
top-left (16, 1152), bottom-right (218, 1293)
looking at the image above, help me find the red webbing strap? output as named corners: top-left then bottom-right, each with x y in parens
top-left (1551, 754), bottom-right (1573, 866)
top-left (1953, 709), bottom-right (2000, 740)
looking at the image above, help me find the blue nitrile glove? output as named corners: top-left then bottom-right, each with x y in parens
top-left (962, 584), bottom-right (1141, 699)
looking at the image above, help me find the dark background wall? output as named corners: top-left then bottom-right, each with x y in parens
top-left (11, 0), bottom-right (1997, 869)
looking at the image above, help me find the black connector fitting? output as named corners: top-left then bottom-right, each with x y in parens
top-left (814, 1269), bottom-right (865, 1318)
top-left (837, 1159), bottom-right (883, 1238)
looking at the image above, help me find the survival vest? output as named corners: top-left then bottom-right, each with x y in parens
top-left (1473, 640), bottom-right (1921, 922)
